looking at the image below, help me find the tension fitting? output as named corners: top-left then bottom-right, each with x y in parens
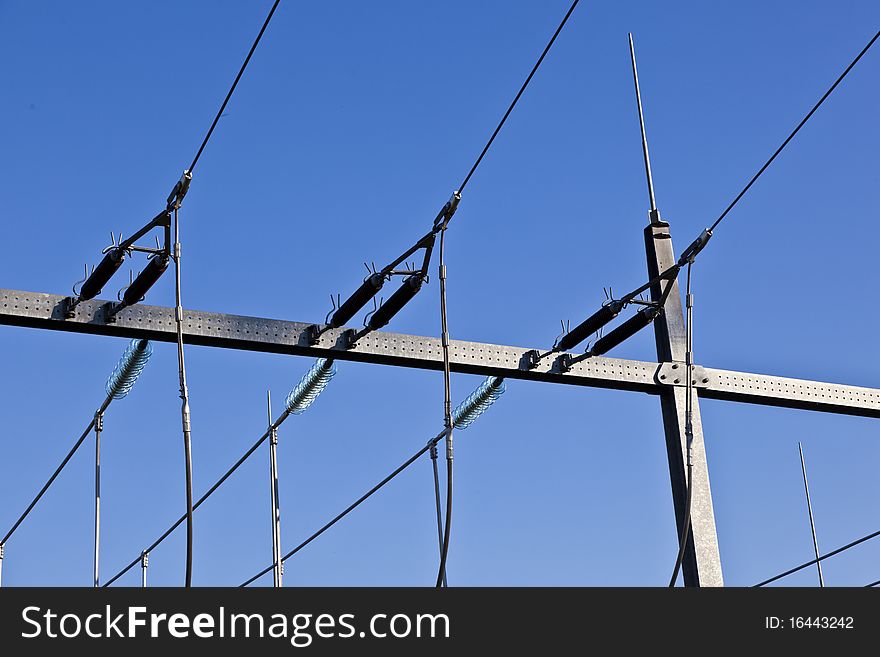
top-left (166, 171), bottom-right (193, 211)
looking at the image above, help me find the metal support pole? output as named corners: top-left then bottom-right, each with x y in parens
top-left (629, 34), bottom-right (722, 586)
top-left (268, 390), bottom-right (283, 588)
top-left (798, 442), bottom-right (824, 586)
top-left (140, 551), bottom-right (149, 588)
top-left (644, 221), bottom-right (723, 586)
top-left (93, 409), bottom-right (104, 588)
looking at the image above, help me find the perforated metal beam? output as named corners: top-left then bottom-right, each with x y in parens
top-left (2, 288), bottom-right (880, 419)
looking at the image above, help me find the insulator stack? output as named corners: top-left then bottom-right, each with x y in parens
top-left (105, 339), bottom-right (153, 399)
top-left (123, 256), bottom-right (170, 306)
top-left (590, 307), bottom-right (656, 356)
top-left (367, 274), bottom-right (423, 331)
top-left (331, 273), bottom-right (385, 328)
top-left (556, 301), bottom-right (623, 352)
top-left (452, 377), bottom-right (506, 430)
top-left (285, 359), bottom-right (336, 415)
top-left (80, 249), bottom-right (126, 300)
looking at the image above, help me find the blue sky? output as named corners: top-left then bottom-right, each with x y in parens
top-left (1, 1), bottom-right (878, 586)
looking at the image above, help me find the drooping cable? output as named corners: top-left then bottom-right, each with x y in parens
top-left (457, 0), bottom-right (582, 194)
top-left (435, 226), bottom-right (454, 587)
top-left (709, 28), bottom-right (880, 232)
top-left (187, 0), bottom-right (283, 175)
top-left (171, 206), bottom-right (195, 587)
top-left (668, 262), bottom-right (694, 587)
top-left (430, 443), bottom-right (447, 588)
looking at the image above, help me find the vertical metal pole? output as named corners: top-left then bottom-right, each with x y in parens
top-left (798, 442), bottom-right (824, 587)
top-left (141, 551), bottom-right (149, 588)
top-left (268, 390), bottom-right (283, 587)
top-left (172, 201), bottom-right (195, 587)
top-left (93, 410), bottom-right (103, 588)
top-left (628, 33), bottom-right (657, 217)
top-left (630, 35), bottom-right (723, 586)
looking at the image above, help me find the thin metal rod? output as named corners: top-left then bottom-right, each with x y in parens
top-left (172, 207), bottom-right (195, 587)
top-left (241, 430), bottom-right (445, 587)
top-left (140, 551), bottom-right (148, 588)
top-left (187, 0), bottom-right (283, 174)
top-left (628, 33), bottom-right (657, 213)
top-left (268, 390), bottom-right (283, 588)
top-left (798, 442), bottom-right (824, 587)
top-left (457, 0), bottom-right (582, 193)
top-left (93, 410), bottom-right (103, 588)
top-left (2, 394), bottom-right (112, 546)
top-left (430, 445), bottom-right (447, 587)
top-left (103, 411), bottom-right (290, 587)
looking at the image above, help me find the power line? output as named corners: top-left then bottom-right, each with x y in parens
top-left (187, 0), bottom-right (283, 175)
top-left (754, 527), bottom-right (880, 587)
top-left (457, 0), bottom-right (581, 194)
top-left (1, 340), bottom-right (152, 549)
top-left (103, 420), bottom-right (282, 587)
top-left (1, 415), bottom-right (102, 547)
top-left (241, 431), bottom-right (445, 587)
top-left (709, 28), bottom-right (880, 232)
top-left (241, 378), bottom-right (506, 587)
top-left (104, 359), bottom-right (335, 587)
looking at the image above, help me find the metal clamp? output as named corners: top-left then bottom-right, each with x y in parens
top-left (433, 191), bottom-right (462, 232)
top-left (655, 362), bottom-right (709, 387)
top-left (166, 171), bottom-right (193, 210)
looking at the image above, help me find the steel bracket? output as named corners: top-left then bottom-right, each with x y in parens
top-left (655, 362), bottom-right (710, 388)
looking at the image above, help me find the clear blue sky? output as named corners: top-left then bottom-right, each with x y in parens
top-left (1, 1), bottom-right (878, 587)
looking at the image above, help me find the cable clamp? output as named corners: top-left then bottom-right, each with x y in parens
top-left (166, 170), bottom-right (193, 210)
top-left (141, 551), bottom-right (149, 568)
top-left (433, 191), bottom-right (462, 231)
top-left (94, 411), bottom-right (104, 432)
top-left (677, 228), bottom-right (713, 266)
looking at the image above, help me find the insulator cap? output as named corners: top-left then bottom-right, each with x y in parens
top-left (591, 307), bottom-right (656, 356)
top-left (105, 339), bottom-right (152, 399)
top-left (331, 273), bottom-right (385, 328)
top-left (285, 359), bottom-right (336, 415)
top-left (80, 249), bottom-right (125, 300)
top-left (452, 377), bottom-right (506, 430)
top-left (123, 256), bottom-right (169, 307)
top-left (367, 275), bottom-right (422, 331)
top-left (556, 302), bottom-right (623, 352)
